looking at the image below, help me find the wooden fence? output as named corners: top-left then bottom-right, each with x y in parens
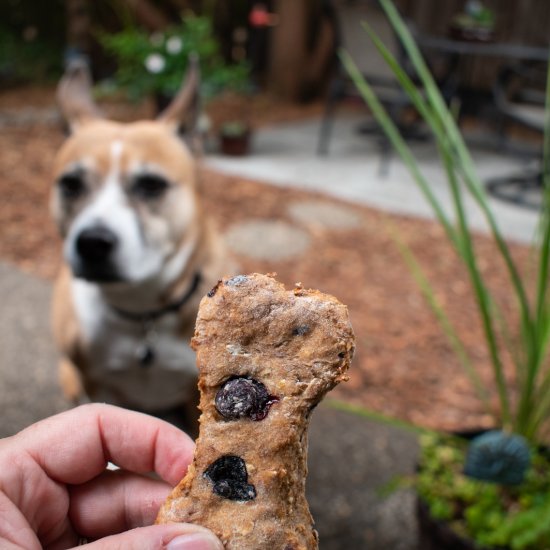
top-left (400, 0), bottom-right (550, 89)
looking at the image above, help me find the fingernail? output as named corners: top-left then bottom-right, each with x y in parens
top-left (166, 532), bottom-right (222, 550)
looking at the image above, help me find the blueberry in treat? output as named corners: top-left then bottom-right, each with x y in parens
top-left (215, 376), bottom-right (278, 421)
top-left (205, 455), bottom-right (248, 483)
top-left (204, 455), bottom-right (256, 501)
top-left (213, 479), bottom-right (257, 501)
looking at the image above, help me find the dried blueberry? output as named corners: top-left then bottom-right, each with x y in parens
top-left (204, 455), bottom-right (256, 501)
top-left (205, 455), bottom-right (247, 482)
top-left (213, 479), bottom-right (256, 501)
top-left (215, 377), bottom-right (278, 421)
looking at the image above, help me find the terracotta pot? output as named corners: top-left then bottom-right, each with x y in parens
top-left (448, 23), bottom-right (495, 43)
top-left (220, 129), bottom-right (251, 156)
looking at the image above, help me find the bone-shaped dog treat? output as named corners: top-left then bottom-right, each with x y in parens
top-left (156, 273), bottom-right (355, 549)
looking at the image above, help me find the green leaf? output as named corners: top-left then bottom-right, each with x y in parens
top-left (342, 0), bottom-right (550, 441)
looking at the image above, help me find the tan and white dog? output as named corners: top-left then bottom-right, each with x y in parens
top-left (50, 60), bottom-right (229, 429)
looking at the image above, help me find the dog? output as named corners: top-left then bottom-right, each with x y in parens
top-left (50, 59), bottom-right (230, 430)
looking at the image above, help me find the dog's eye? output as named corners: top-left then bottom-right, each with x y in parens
top-left (131, 174), bottom-right (170, 199)
top-left (58, 174), bottom-right (86, 200)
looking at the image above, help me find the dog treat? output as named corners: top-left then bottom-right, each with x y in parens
top-left (156, 273), bottom-right (355, 549)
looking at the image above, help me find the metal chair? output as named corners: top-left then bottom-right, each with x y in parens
top-left (486, 61), bottom-right (547, 210)
top-left (316, 1), bottom-right (427, 175)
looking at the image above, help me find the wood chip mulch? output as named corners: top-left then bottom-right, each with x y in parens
top-left (0, 85), bottom-right (533, 433)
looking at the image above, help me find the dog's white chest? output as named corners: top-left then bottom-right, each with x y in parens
top-left (72, 279), bottom-right (197, 410)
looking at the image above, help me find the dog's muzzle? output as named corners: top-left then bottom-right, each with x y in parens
top-left (73, 226), bottom-right (122, 282)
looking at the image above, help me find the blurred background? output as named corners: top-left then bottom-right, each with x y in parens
top-left (0, 1), bottom-right (549, 548)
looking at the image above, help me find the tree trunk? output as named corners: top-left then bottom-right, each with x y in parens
top-left (65, 0), bottom-right (92, 55)
top-left (267, 0), bottom-right (335, 102)
top-left (268, 0), bottom-right (310, 100)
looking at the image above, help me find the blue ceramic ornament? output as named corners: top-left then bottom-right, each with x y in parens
top-left (463, 430), bottom-right (531, 485)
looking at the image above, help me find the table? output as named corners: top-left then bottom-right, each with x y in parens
top-left (414, 27), bottom-right (549, 210)
top-left (415, 33), bottom-right (548, 62)
top-left (412, 27), bottom-right (548, 116)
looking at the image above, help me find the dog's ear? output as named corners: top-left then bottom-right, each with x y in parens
top-left (57, 58), bottom-right (102, 132)
top-left (157, 54), bottom-right (201, 136)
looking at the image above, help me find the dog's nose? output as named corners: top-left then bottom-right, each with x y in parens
top-left (76, 227), bottom-right (118, 261)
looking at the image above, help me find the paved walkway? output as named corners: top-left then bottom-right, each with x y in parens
top-left (205, 115), bottom-right (541, 245)
top-left (0, 261), bottom-right (68, 437)
top-left (0, 258), bottom-right (419, 549)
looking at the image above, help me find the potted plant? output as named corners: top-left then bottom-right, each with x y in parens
top-left (219, 119), bottom-right (252, 156)
top-left (415, 431), bottom-right (550, 550)
top-left (449, 0), bottom-right (496, 43)
top-left (342, 1), bottom-right (550, 548)
top-left (100, 13), bottom-right (250, 112)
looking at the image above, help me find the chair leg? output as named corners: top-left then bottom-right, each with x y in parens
top-left (376, 103), bottom-right (403, 176)
top-left (317, 97), bottom-right (338, 156)
top-left (377, 137), bottom-right (392, 177)
top-left (486, 168), bottom-right (543, 210)
top-left (317, 74), bottom-right (344, 156)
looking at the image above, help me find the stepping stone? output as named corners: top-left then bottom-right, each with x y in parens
top-left (225, 219), bottom-right (311, 261)
top-left (287, 200), bottom-right (362, 230)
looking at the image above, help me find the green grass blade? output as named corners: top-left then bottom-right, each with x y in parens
top-left (517, 55), bottom-right (550, 435)
top-left (437, 143), bottom-right (511, 425)
top-left (386, 218), bottom-right (493, 414)
top-left (350, 0), bottom-right (550, 438)
top-left (376, 0), bottom-right (533, 353)
top-left (340, 43), bottom-right (510, 425)
top-left (544, 55), bottom-right (550, 194)
top-left (534, 58), bottom-right (550, 341)
top-left (327, 398), bottom-right (436, 436)
top-left (531, 366), bottom-right (550, 435)
top-left (535, 62), bottom-right (550, 328)
top-left (361, 22), bottom-right (434, 129)
top-left (351, 19), bottom-right (511, 427)
top-left (341, 45), bottom-right (496, 409)
top-left (339, 49), bottom-right (458, 249)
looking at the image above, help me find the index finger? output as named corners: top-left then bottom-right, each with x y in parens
top-left (14, 403), bottom-right (194, 486)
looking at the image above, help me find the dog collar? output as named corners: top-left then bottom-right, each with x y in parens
top-left (111, 271), bottom-right (202, 369)
top-left (111, 271), bottom-right (202, 323)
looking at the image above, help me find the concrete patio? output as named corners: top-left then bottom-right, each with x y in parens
top-left (205, 114), bottom-right (541, 245)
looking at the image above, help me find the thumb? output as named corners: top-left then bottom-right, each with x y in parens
top-left (81, 523), bottom-right (224, 550)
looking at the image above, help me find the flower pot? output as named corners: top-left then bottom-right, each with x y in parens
top-left (219, 128), bottom-right (251, 156)
top-left (448, 23), bottom-right (495, 43)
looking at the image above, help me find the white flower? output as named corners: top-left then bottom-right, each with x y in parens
top-left (144, 53), bottom-right (166, 74)
top-left (166, 36), bottom-right (183, 55)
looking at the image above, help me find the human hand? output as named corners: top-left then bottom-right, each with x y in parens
top-left (0, 403), bottom-right (222, 549)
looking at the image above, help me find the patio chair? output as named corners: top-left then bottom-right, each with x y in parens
top-left (485, 61), bottom-right (547, 210)
top-left (316, 1), bottom-right (426, 174)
